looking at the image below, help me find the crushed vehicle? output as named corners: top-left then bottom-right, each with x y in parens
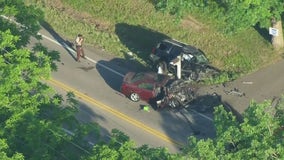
top-left (149, 39), bottom-right (220, 81)
top-left (120, 72), bottom-right (197, 108)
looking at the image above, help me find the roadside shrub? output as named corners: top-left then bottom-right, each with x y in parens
top-left (223, 52), bottom-right (255, 73)
top-left (206, 71), bottom-right (239, 84)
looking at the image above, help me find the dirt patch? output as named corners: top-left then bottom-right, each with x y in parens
top-left (181, 16), bottom-right (205, 31)
top-left (45, 0), bottom-right (111, 32)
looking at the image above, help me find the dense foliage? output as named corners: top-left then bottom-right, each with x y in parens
top-left (0, 1), bottom-right (97, 159)
top-left (153, 0), bottom-right (284, 33)
top-left (183, 99), bottom-right (284, 159)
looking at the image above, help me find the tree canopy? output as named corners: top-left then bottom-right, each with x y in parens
top-left (0, 1), bottom-right (97, 159)
top-left (183, 98), bottom-right (284, 159)
top-left (153, 0), bottom-right (284, 33)
top-left (1, 0), bottom-right (44, 47)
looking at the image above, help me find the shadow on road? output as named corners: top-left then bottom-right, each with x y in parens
top-left (190, 93), bottom-right (222, 113)
top-left (190, 92), bottom-right (243, 120)
top-left (115, 23), bottom-right (170, 63)
top-left (181, 92), bottom-right (245, 139)
top-left (40, 21), bottom-right (77, 61)
top-left (75, 100), bottom-right (112, 145)
top-left (96, 58), bottom-right (151, 92)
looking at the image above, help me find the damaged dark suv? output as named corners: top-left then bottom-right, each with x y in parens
top-left (149, 39), bottom-right (220, 81)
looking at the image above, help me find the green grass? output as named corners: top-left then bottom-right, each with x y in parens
top-left (26, 0), bottom-right (281, 82)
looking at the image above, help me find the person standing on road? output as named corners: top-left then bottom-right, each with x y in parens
top-left (75, 34), bottom-right (85, 62)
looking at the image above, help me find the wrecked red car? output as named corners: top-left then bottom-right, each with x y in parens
top-left (120, 72), bottom-right (197, 108)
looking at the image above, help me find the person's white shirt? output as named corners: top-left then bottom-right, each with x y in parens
top-left (75, 36), bottom-right (83, 46)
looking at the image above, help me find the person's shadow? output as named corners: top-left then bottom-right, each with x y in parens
top-left (40, 21), bottom-right (77, 61)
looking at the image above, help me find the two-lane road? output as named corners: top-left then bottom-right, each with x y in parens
top-left (34, 28), bottom-right (215, 153)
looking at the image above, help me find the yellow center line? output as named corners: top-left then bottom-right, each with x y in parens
top-left (48, 78), bottom-right (185, 147)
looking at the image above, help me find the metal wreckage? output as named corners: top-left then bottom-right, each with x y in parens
top-left (149, 39), bottom-right (221, 109)
top-left (121, 39), bottom-right (221, 109)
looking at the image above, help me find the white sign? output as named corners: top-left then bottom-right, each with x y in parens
top-left (269, 27), bottom-right (279, 36)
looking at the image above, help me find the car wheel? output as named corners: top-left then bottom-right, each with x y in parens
top-left (130, 93), bottom-right (140, 102)
top-left (168, 98), bottom-right (180, 108)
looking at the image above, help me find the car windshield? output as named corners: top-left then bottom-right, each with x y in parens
top-left (158, 42), bottom-right (171, 52)
top-left (138, 83), bottom-right (154, 90)
top-left (169, 46), bottom-right (183, 60)
top-left (130, 73), bottom-right (145, 83)
top-left (158, 43), bottom-right (168, 51)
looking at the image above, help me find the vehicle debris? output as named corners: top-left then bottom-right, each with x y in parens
top-left (224, 88), bottom-right (245, 97)
top-left (160, 79), bottom-right (198, 109)
top-left (120, 72), bottom-right (197, 109)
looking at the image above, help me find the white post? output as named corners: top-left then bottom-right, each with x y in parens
top-left (176, 56), bottom-right (181, 79)
top-left (170, 56), bottom-right (181, 79)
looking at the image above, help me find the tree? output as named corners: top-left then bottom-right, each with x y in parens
top-left (1, 0), bottom-right (60, 70)
top-left (153, 0), bottom-right (284, 49)
top-left (0, 29), bottom-right (102, 159)
top-left (182, 98), bottom-right (284, 159)
top-left (0, 1), bottom-right (99, 159)
top-left (0, 139), bottom-right (24, 160)
top-left (0, 0), bottom-right (44, 47)
top-left (86, 129), bottom-right (177, 160)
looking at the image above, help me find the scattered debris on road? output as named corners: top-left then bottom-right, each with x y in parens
top-left (224, 88), bottom-right (245, 97)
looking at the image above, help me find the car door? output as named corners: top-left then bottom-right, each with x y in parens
top-left (136, 82), bottom-right (155, 101)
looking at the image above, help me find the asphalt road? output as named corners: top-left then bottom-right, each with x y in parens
top-left (34, 27), bottom-right (284, 153)
top-left (197, 58), bottom-right (284, 114)
top-left (35, 28), bottom-right (216, 153)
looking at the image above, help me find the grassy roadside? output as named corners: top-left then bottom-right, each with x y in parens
top-left (27, 0), bottom-right (281, 82)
